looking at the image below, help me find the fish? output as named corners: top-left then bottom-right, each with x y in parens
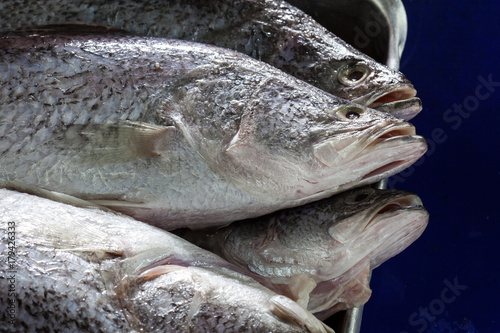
top-left (0, 34), bottom-right (427, 230)
top-left (0, 188), bottom-right (334, 333)
top-left (177, 186), bottom-right (429, 319)
top-left (0, 0), bottom-right (421, 119)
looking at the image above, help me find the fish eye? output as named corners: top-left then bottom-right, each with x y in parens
top-left (346, 111), bottom-right (360, 119)
top-left (346, 188), bottom-right (375, 203)
top-left (338, 62), bottom-right (370, 86)
top-left (354, 193), bottom-right (369, 202)
top-left (336, 106), bottom-right (365, 120)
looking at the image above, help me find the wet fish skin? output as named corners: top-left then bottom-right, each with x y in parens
top-left (0, 0), bottom-right (420, 119)
top-left (0, 34), bottom-right (427, 230)
top-left (178, 186), bottom-right (429, 318)
top-left (0, 188), bottom-right (334, 333)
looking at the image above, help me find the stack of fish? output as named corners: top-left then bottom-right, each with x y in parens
top-left (0, 1), bottom-right (428, 332)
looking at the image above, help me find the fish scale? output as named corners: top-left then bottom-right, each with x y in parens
top-left (0, 0), bottom-right (421, 120)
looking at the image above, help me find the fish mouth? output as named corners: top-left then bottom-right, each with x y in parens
top-left (356, 122), bottom-right (427, 183)
top-left (364, 194), bottom-right (429, 268)
top-left (366, 86), bottom-right (422, 121)
top-left (312, 122), bottom-right (426, 194)
top-left (369, 194), bottom-right (424, 222)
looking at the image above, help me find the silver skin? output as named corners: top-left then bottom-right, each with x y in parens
top-left (0, 34), bottom-right (427, 230)
top-left (0, 0), bottom-right (420, 119)
top-left (0, 188), bottom-right (334, 333)
top-left (178, 186), bottom-right (429, 319)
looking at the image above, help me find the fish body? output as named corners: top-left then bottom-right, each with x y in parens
top-left (0, 0), bottom-right (420, 119)
top-left (0, 188), bottom-right (333, 333)
top-left (178, 186), bottom-right (429, 319)
top-left (0, 34), bottom-right (427, 230)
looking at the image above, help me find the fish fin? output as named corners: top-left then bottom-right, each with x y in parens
top-left (22, 213), bottom-right (123, 257)
top-left (1, 180), bottom-right (113, 212)
top-left (11, 23), bottom-right (129, 36)
top-left (281, 274), bottom-right (317, 309)
top-left (88, 199), bottom-right (146, 208)
top-left (1, 181), bottom-right (125, 255)
top-left (63, 121), bottom-right (177, 164)
top-left (225, 124), bottom-right (253, 158)
top-left (87, 199), bottom-right (154, 222)
top-left (138, 264), bottom-right (187, 281)
top-left (269, 295), bottom-right (335, 333)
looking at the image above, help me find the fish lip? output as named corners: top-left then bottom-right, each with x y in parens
top-left (366, 121), bottom-right (416, 143)
top-left (312, 121), bottom-right (414, 168)
top-left (374, 97), bottom-right (422, 121)
top-left (356, 125), bottom-right (427, 182)
top-left (366, 85), bottom-right (417, 108)
top-left (353, 85), bottom-right (421, 120)
top-left (310, 123), bottom-right (425, 195)
top-left (366, 194), bottom-right (425, 224)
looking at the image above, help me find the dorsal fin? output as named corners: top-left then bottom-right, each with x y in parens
top-left (9, 23), bottom-right (130, 36)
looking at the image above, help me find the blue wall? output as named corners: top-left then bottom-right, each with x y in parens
top-left (362, 1), bottom-right (500, 332)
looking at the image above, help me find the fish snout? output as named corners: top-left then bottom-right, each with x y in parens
top-left (368, 197), bottom-right (429, 269)
top-left (312, 120), bottom-right (417, 168)
top-left (368, 85), bottom-right (423, 121)
top-left (368, 86), bottom-right (417, 108)
top-left (357, 122), bottom-right (426, 182)
top-left (373, 194), bottom-right (424, 218)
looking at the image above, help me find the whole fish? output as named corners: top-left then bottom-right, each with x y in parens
top-left (0, 0), bottom-right (421, 119)
top-left (0, 34), bottom-right (427, 230)
top-left (0, 188), bottom-right (334, 333)
top-left (177, 186), bottom-right (429, 319)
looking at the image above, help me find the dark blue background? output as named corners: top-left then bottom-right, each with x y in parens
top-left (362, 1), bottom-right (500, 332)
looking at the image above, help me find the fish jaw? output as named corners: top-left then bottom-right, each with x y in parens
top-left (366, 205), bottom-right (429, 270)
top-left (308, 121), bottom-right (427, 201)
top-left (374, 96), bottom-right (422, 121)
top-left (307, 194), bottom-right (428, 316)
top-left (327, 193), bottom-right (428, 275)
top-left (353, 83), bottom-right (422, 120)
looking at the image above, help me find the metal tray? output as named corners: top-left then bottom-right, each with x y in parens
top-left (283, 1), bottom-right (408, 332)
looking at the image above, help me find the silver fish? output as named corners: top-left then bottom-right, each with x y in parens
top-left (178, 186), bottom-right (429, 319)
top-left (0, 34), bottom-right (427, 230)
top-left (0, 0), bottom-right (421, 119)
top-left (0, 188), bottom-right (334, 333)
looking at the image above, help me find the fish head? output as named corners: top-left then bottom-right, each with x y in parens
top-left (222, 82), bottom-right (426, 203)
top-left (322, 187), bottom-right (428, 283)
top-left (332, 56), bottom-right (421, 120)
top-left (308, 187), bottom-right (429, 315)
top-left (163, 59), bottom-right (425, 208)
top-left (328, 187), bottom-right (428, 253)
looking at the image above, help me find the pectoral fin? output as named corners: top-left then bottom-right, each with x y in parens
top-left (286, 274), bottom-right (317, 309)
top-left (139, 264), bottom-right (187, 281)
top-left (269, 295), bottom-right (335, 333)
top-left (2, 181), bottom-right (123, 255)
top-left (63, 121), bottom-right (176, 164)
